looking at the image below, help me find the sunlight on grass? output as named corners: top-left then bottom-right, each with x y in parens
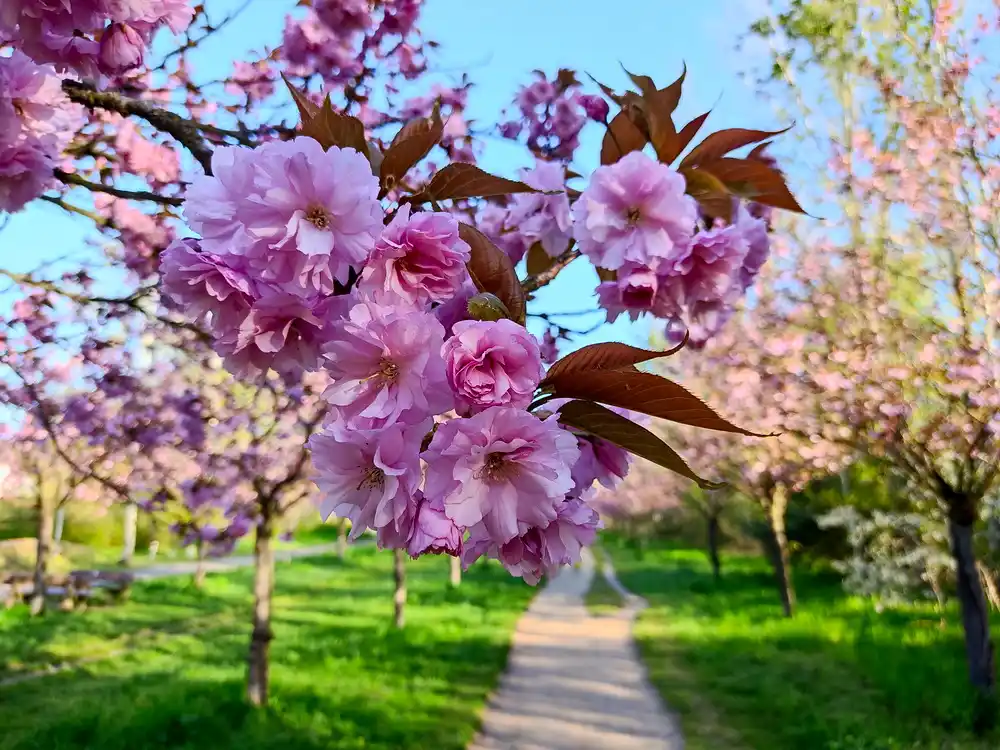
top-left (0, 548), bottom-right (532, 750)
top-left (606, 537), bottom-right (1000, 750)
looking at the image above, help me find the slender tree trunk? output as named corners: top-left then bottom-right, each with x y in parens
top-left (707, 513), bottom-right (722, 582)
top-left (449, 555), bottom-right (462, 587)
top-left (337, 519), bottom-right (347, 559)
top-left (247, 504), bottom-right (275, 707)
top-left (979, 564), bottom-right (1000, 613)
top-left (948, 516), bottom-right (996, 708)
top-left (193, 539), bottom-right (206, 589)
top-left (928, 571), bottom-right (947, 629)
top-left (120, 502), bottom-right (138, 566)
top-left (30, 495), bottom-right (54, 617)
top-left (53, 507), bottom-right (65, 545)
top-left (393, 549), bottom-right (406, 628)
top-left (767, 485), bottom-right (795, 618)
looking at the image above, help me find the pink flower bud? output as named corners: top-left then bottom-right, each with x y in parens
top-left (579, 94), bottom-right (610, 123)
top-left (99, 23), bottom-right (146, 75)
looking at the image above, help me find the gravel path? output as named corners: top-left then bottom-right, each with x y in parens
top-left (469, 549), bottom-right (684, 750)
top-left (131, 543), bottom-right (341, 580)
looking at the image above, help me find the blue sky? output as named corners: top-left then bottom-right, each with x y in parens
top-left (1, 0), bottom-right (780, 350)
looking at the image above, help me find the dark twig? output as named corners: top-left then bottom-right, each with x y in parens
top-left (521, 247), bottom-right (581, 294)
top-left (54, 169), bottom-right (184, 206)
top-left (62, 79), bottom-right (215, 174)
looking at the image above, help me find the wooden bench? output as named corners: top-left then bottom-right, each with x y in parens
top-left (0, 570), bottom-right (134, 610)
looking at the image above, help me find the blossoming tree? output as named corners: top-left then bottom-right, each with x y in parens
top-left (2, 0), bottom-right (805, 706)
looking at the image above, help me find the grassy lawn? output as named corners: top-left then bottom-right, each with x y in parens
top-left (606, 537), bottom-right (1000, 750)
top-left (0, 547), bottom-right (533, 750)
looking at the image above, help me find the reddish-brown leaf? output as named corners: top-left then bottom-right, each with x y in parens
top-left (697, 157), bottom-right (807, 214)
top-left (622, 66), bottom-right (656, 96)
top-left (379, 107), bottom-right (444, 194)
top-left (526, 242), bottom-right (556, 276)
top-left (586, 74), bottom-right (625, 105)
top-left (680, 167), bottom-right (733, 222)
top-left (544, 369), bottom-right (768, 436)
top-left (543, 341), bottom-right (685, 384)
top-left (600, 110), bottom-right (646, 165)
top-left (300, 96), bottom-right (368, 156)
top-left (557, 400), bottom-right (725, 489)
top-left (556, 68), bottom-right (581, 91)
top-left (655, 64), bottom-right (687, 119)
top-left (458, 223), bottom-right (526, 325)
top-left (681, 125), bottom-right (792, 168)
top-left (595, 267), bottom-right (618, 283)
top-left (676, 110), bottom-right (711, 158)
top-left (421, 163), bottom-right (542, 202)
top-left (281, 74), bottom-right (319, 122)
top-left (748, 141), bottom-right (773, 161)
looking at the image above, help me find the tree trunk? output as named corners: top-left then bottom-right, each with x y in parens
top-left (30, 495), bottom-right (54, 616)
top-left (979, 564), bottom-right (1000, 613)
top-left (707, 513), bottom-right (722, 582)
top-left (120, 502), bottom-right (138, 566)
top-left (53, 507), bottom-right (66, 545)
top-left (193, 539), bottom-right (206, 589)
top-left (337, 519), bottom-right (347, 559)
top-left (767, 485), bottom-right (795, 618)
top-left (393, 549), bottom-right (406, 628)
top-left (948, 517), bottom-right (996, 706)
top-left (247, 506), bottom-right (274, 707)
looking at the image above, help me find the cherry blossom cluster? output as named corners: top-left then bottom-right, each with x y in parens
top-left (575, 152), bottom-right (772, 347)
top-left (499, 70), bottom-right (588, 161)
top-left (160, 134), bottom-right (634, 583)
top-left (0, 0), bottom-right (193, 78)
top-left (0, 50), bottom-right (80, 212)
top-left (283, 0), bottom-right (425, 85)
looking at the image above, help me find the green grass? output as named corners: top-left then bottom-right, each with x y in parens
top-left (606, 537), bottom-right (1000, 750)
top-left (584, 547), bottom-right (626, 616)
top-left (0, 547), bottom-right (533, 750)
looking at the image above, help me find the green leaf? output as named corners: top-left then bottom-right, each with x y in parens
top-left (557, 400), bottom-right (725, 489)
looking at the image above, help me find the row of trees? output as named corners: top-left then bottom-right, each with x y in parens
top-left (596, 0), bottom-right (1000, 722)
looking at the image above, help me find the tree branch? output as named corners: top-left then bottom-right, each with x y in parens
top-left (62, 79), bottom-right (215, 174)
top-left (54, 169), bottom-right (184, 207)
top-left (521, 247), bottom-right (581, 294)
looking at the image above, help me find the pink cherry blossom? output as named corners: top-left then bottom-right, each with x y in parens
top-left (570, 434), bottom-right (631, 494)
top-left (505, 161), bottom-right (572, 257)
top-left (98, 22), bottom-right (146, 74)
top-left (442, 320), bottom-right (544, 412)
top-left (159, 239), bottom-right (254, 330)
top-left (0, 138), bottom-right (52, 213)
top-left (462, 498), bottom-right (600, 584)
top-left (322, 301), bottom-right (453, 428)
top-left (572, 151), bottom-right (698, 270)
top-left (309, 421), bottom-right (426, 538)
top-left (668, 223), bottom-right (749, 305)
top-left (407, 495), bottom-right (463, 557)
top-left (358, 205), bottom-right (471, 308)
top-left (422, 407), bottom-right (579, 544)
top-left (224, 290), bottom-right (329, 377)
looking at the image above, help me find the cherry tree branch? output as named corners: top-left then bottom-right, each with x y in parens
top-left (54, 169), bottom-right (184, 207)
top-left (521, 247), bottom-right (581, 294)
top-left (62, 79), bottom-right (215, 174)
